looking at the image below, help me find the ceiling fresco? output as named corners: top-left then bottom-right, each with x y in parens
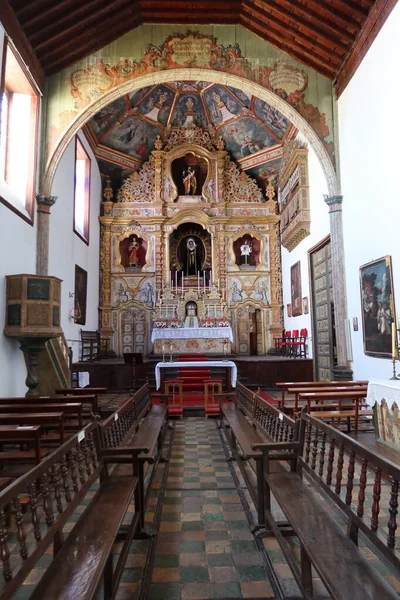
top-left (87, 80), bottom-right (296, 190)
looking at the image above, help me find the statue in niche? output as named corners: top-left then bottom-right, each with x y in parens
top-left (178, 235), bottom-right (204, 276)
top-left (183, 166), bottom-right (197, 195)
top-left (184, 302), bottom-right (199, 328)
top-left (233, 235), bottom-right (260, 269)
top-left (120, 235), bottom-right (147, 271)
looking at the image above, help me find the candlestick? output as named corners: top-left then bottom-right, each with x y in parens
top-left (392, 322), bottom-right (397, 359)
top-left (175, 271), bottom-right (178, 293)
top-left (182, 272), bottom-right (184, 294)
top-left (203, 271), bottom-right (206, 292)
top-left (198, 271), bottom-right (200, 293)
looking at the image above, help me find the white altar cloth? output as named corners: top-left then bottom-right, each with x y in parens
top-left (366, 378), bottom-right (400, 408)
top-left (151, 327), bottom-right (233, 343)
top-left (155, 360), bottom-right (237, 390)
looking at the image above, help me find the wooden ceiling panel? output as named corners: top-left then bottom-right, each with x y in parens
top-left (3, 0), bottom-right (396, 95)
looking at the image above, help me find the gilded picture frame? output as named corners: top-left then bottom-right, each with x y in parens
top-left (290, 261), bottom-right (302, 317)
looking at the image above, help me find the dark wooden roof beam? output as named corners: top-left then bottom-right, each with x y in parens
top-left (12, 0), bottom-right (55, 21)
top-left (42, 13), bottom-right (142, 74)
top-left (241, 14), bottom-right (337, 79)
top-left (299, 0), bottom-right (362, 31)
top-left (32, 0), bottom-right (140, 52)
top-left (242, 4), bottom-right (343, 68)
top-left (248, 0), bottom-right (349, 54)
top-left (143, 13), bottom-right (240, 23)
top-left (336, 0), bottom-right (370, 18)
top-left (274, 0), bottom-right (354, 46)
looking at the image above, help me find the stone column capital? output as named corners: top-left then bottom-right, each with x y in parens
top-left (324, 194), bottom-right (343, 212)
top-left (36, 194), bottom-right (57, 214)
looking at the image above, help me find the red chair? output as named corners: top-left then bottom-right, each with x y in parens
top-left (286, 330), bottom-right (298, 357)
top-left (204, 380), bottom-right (222, 417)
top-left (292, 328), bottom-right (308, 358)
top-left (165, 380), bottom-right (183, 418)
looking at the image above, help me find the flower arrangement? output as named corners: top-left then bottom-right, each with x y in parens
top-left (201, 317), bottom-right (216, 328)
top-left (218, 317), bottom-right (230, 327)
top-left (168, 318), bottom-right (181, 328)
top-left (154, 320), bottom-right (167, 328)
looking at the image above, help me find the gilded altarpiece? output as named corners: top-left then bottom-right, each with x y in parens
top-left (99, 125), bottom-right (281, 356)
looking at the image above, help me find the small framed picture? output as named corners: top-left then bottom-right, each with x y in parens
top-left (302, 297), bottom-right (309, 315)
top-left (353, 317), bottom-right (358, 332)
top-left (287, 303), bottom-right (292, 317)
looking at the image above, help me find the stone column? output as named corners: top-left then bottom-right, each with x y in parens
top-left (324, 194), bottom-right (353, 380)
top-left (35, 195), bottom-right (57, 275)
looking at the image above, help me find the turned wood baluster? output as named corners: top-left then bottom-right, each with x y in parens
top-left (28, 482), bottom-right (41, 540)
top-left (318, 431), bottom-right (326, 478)
top-left (82, 439), bottom-right (92, 476)
top-left (271, 415), bottom-right (277, 440)
top-left (357, 458), bottom-right (368, 518)
top-left (284, 423), bottom-right (289, 442)
top-left (267, 413), bottom-right (272, 435)
top-left (387, 477), bottom-right (399, 549)
top-left (0, 509), bottom-right (12, 582)
top-left (40, 473), bottom-right (54, 527)
top-left (60, 455), bottom-right (72, 503)
top-left (68, 450), bottom-right (79, 492)
top-left (111, 423), bottom-right (117, 447)
top-left (311, 428), bottom-right (319, 471)
top-left (371, 467), bottom-right (382, 532)
top-left (50, 463), bottom-right (63, 514)
top-left (279, 421), bottom-right (284, 442)
top-left (14, 496), bottom-right (28, 559)
top-left (326, 437), bottom-right (335, 486)
top-left (345, 450), bottom-right (356, 506)
top-left (76, 442), bottom-right (86, 484)
top-left (335, 443), bottom-right (344, 495)
top-left (88, 433), bottom-right (98, 468)
top-left (305, 423), bottom-right (312, 464)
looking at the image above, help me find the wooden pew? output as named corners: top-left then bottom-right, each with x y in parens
top-left (220, 382), bottom-right (298, 530)
top-left (285, 385), bottom-right (368, 414)
top-left (298, 390), bottom-right (372, 434)
top-left (275, 380), bottom-right (369, 409)
top-left (54, 387), bottom-right (106, 413)
top-left (0, 403), bottom-right (84, 431)
top-left (0, 395), bottom-right (98, 416)
top-left (99, 383), bottom-right (168, 532)
top-left (0, 413), bottom-right (65, 443)
top-left (0, 424), bottom-right (46, 465)
top-left (253, 412), bottom-right (399, 599)
top-left (0, 421), bottom-right (148, 600)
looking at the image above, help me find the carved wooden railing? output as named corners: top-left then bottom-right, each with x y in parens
top-left (134, 383), bottom-right (151, 421)
top-left (99, 394), bottom-right (138, 449)
top-left (254, 391), bottom-right (298, 442)
top-left (300, 413), bottom-right (400, 573)
top-left (0, 421), bottom-right (100, 600)
top-left (236, 381), bottom-right (257, 418)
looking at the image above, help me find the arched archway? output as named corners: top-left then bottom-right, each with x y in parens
top-left (42, 69), bottom-right (339, 198)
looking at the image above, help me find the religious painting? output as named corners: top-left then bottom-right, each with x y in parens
top-left (90, 97), bottom-right (126, 137)
top-left (102, 117), bottom-right (161, 161)
top-left (135, 84), bottom-right (175, 125)
top-left (233, 235), bottom-right (260, 269)
top-left (74, 265), bottom-right (87, 325)
top-left (287, 303), bottom-right (292, 318)
top-left (290, 261), bottom-right (302, 317)
top-left (353, 317), bottom-right (359, 332)
top-left (219, 117), bottom-right (278, 160)
top-left (253, 98), bottom-right (290, 139)
top-left (359, 255), bottom-right (395, 357)
top-left (120, 235), bottom-right (147, 270)
top-left (171, 94), bottom-right (207, 128)
top-left (303, 297), bottom-right (309, 315)
top-left (203, 85), bottom-right (244, 125)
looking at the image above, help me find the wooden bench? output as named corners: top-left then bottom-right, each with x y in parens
top-left (0, 413), bottom-right (66, 443)
top-left (253, 412), bottom-right (399, 599)
top-left (275, 380), bottom-right (369, 410)
top-left (220, 382), bottom-right (297, 531)
top-left (99, 383), bottom-right (168, 531)
top-left (298, 390), bottom-right (371, 434)
top-left (0, 420), bottom-right (147, 600)
top-left (0, 403), bottom-right (84, 431)
top-left (0, 425), bottom-right (47, 465)
top-left (283, 385), bottom-right (368, 414)
top-left (54, 388), bottom-right (106, 413)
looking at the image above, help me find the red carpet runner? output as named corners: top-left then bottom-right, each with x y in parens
top-left (177, 354), bottom-right (209, 405)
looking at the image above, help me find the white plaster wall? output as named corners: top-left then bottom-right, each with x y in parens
top-left (0, 25), bottom-right (40, 396)
top-left (281, 145), bottom-right (330, 358)
top-left (49, 132), bottom-right (101, 364)
top-left (338, 3), bottom-right (400, 380)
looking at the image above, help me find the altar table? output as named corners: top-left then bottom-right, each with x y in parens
top-left (155, 360), bottom-right (237, 390)
top-left (366, 379), bottom-right (400, 408)
top-left (151, 327), bottom-right (233, 343)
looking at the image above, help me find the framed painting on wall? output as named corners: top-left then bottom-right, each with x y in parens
top-left (290, 261), bottom-right (302, 317)
top-left (287, 303), bottom-right (292, 318)
top-left (359, 255), bottom-right (395, 357)
top-left (303, 297), bottom-right (309, 315)
top-left (74, 265), bottom-right (87, 326)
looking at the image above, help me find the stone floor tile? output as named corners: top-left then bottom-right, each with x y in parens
top-left (180, 566), bottom-right (209, 583)
top-left (181, 582), bottom-right (211, 599)
top-left (180, 553), bottom-right (208, 567)
top-left (241, 581), bottom-right (275, 598)
top-left (210, 582), bottom-right (243, 598)
top-left (209, 566), bottom-right (239, 582)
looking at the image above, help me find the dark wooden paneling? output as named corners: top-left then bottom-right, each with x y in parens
top-left (235, 359), bottom-right (314, 388)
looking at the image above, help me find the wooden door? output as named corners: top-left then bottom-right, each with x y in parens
top-left (309, 238), bottom-right (336, 380)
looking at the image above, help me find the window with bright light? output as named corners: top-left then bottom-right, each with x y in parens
top-left (0, 41), bottom-right (39, 223)
top-left (73, 137), bottom-right (91, 244)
